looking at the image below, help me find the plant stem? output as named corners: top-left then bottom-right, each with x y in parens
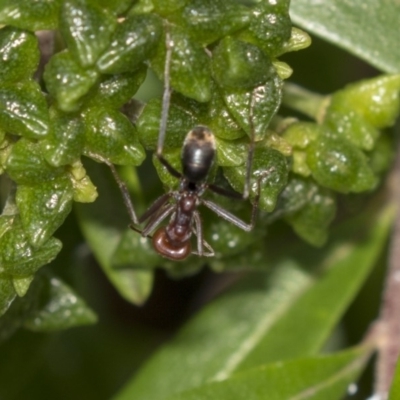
top-left (282, 83), bottom-right (329, 123)
top-left (374, 143), bottom-right (400, 399)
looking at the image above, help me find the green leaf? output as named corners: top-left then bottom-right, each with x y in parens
top-left (44, 50), bottom-right (99, 112)
top-left (306, 135), bottom-right (377, 193)
top-left (389, 358), bottom-right (400, 400)
top-left (16, 175), bottom-right (74, 248)
top-left (212, 37), bottom-right (273, 90)
top-left (136, 98), bottom-right (196, 150)
top-left (176, 0), bottom-right (250, 46)
top-left (224, 146), bottom-right (289, 212)
top-left (41, 110), bottom-right (85, 167)
top-left (115, 203), bottom-right (392, 400)
top-left (23, 275), bottom-right (97, 331)
top-left (150, 25), bottom-right (211, 103)
top-left (75, 160), bottom-right (153, 305)
top-left (85, 67), bottom-right (147, 109)
top-left (5, 138), bottom-right (63, 185)
top-left (0, 0), bottom-right (62, 30)
top-left (326, 74), bottom-right (400, 129)
top-left (205, 89), bottom-right (246, 141)
top-left (165, 347), bottom-right (370, 400)
top-left (0, 80), bottom-right (49, 139)
top-left (97, 14), bottom-right (162, 74)
top-left (83, 107), bottom-right (145, 166)
top-left (60, 0), bottom-right (117, 67)
top-left (285, 185), bottom-right (336, 247)
top-left (0, 27), bottom-right (39, 82)
top-left (238, 0), bottom-right (291, 57)
top-left (290, 0), bottom-right (400, 73)
top-left (0, 216), bottom-right (62, 278)
top-left (222, 71), bottom-right (283, 140)
top-left (0, 276), bottom-right (16, 317)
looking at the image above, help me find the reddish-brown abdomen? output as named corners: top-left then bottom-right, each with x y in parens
top-left (152, 227), bottom-right (191, 261)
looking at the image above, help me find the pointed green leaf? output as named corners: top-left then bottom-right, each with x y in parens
top-left (150, 25), bottom-right (211, 102)
top-left (83, 107), bottom-right (145, 166)
top-left (290, 0), bottom-right (400, 73)
top-left (75, 160), bottom-right (153, 305)
top-left (5, 138), bottom-right (63, 185)
top-left (115, 203), bottom-right (393, 400)
top-left (85, 67), bottom-right (147, 109)
top-left (177, 0), bottom-right (250, 46)
top-left (12, 275), bottom-right (34, 297)
top-left (306, 135), bottom-right (377, 193)
top-left (60, 0), bottom-right (116, 67)
top-left (0, 27), bottom-right (39, 82)
top-left (41, 110), bottom-right (85, 167)
top-left (97, 14), bottom-right (162, 74)
top-left (16, 175), bottom-right (74, 248)
top-left (136, 98), bottom-right (196, 150)
top-left (224, 146), bottom-right (289, 212)
top-left (222, 71), bottom-right (283, 140)
top-left (23, 275), bottom-right (97, 331)
top-left (0, 81), bottom-right (49, 139)
top-left (44, 50), bottom-right (99, 112)
top-left (0, 217), bottom-right (62, 277)
top-left (165, 347), bottom-right (370, 400)
top-left (0, 276), bottom-right (16, 317)
top-left (212, 37), bottom-right (273, 90)
top-left (0, 0), bottom-right (62, 30)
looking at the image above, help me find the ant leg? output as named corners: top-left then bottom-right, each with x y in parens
top-left (191, 211), bottom-right (215, 257)
top-left (85, 152), bottom-right (139, 226)
top-left (141, 203), bottom-right (175, 237)
top-left (153, 25), bottom-right (182, 179)
top-left (138, 192), bottom-right (173, 224)
top-left (128, 192), bottom-right (173, 236)
top-left (201, 168), bottom-right (274, 232)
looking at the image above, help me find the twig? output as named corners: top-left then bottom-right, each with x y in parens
top-left (374, 139), bottom-right (400, 399)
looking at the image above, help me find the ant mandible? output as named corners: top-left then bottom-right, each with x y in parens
top-left (89, 30), bottom-right (269, 261)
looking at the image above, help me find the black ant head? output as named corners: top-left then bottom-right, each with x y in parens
top-left (181, 126), bottom-right (216, 183)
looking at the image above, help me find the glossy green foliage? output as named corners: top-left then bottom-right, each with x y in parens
top-left (224, 146), bottom-right (289, 212)
top-left (238, 0), bottom-right (292, 57)
top-left (83, 107), bottom-right (145, 165)
top-left (23, 275), bottom-right (97, 331)
top-left (44, 50), bottom-right (99, 112)
top-left (60, 0), bottom-right (116, 68)
top-left (0, 0), bottom-right (62, 30)
top-left (0, 271), bottom-right (96, 342)
top-left (0, 216), bottom-right (62, 278)
top-left (85, 67), bottom-right (147, 109)
top-left (176, 0), bottom-right (251, 46)
top-left (16, 176), bottom-right (73, 248)
top-left (0, 27), bottom-right (39, 82)
top-left (212, 37), bottom-right (273, 90)
top-left (150, 25), bottom-right (212, 103)
top-left (6, 139), bottom-right (64, 185)
top-left (290, 0), bottom-right (400, 73)
top-left (116, 203), bottom-right (392, 399)
top-left (0, 81), bottom-right (49, 139)
top-left (137, 98), bottom-right (197, 150)
top-left (97, 14), bottom-right (162, 74)
top-left (306, 136), bottom-right (377, 193)
top-left (222, 71), bottom-right (283, 140)
top-left (41, 110), bottom-right (85, 167)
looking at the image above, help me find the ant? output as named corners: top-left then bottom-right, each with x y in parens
top-left (89, 31), bottom-right (270, 261)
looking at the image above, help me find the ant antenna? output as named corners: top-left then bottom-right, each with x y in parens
top-left (243, 91), bottom-right (257, 200)
top-left (156, 27), bottom-right (173, 157)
